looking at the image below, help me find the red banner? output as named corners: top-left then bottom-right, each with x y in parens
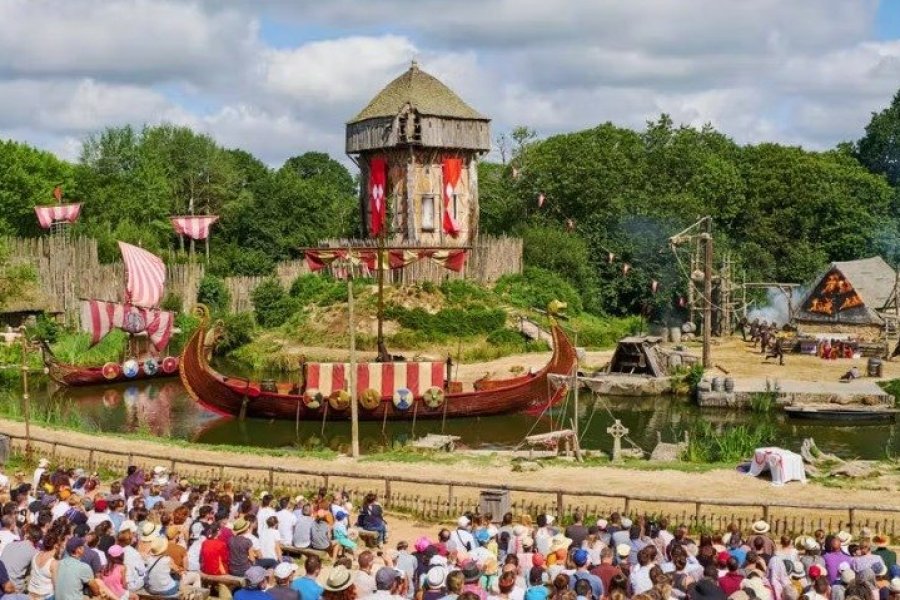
top-left (369, 157), bottom-right (387, 237)
top-left (442, 158), bottom-right (462, 237)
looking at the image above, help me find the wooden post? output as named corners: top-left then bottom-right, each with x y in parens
top-left (762, 505), bottom-right (770, 521)
top-left (348, 251), bottom-right (360, 459)
top-left (702, 223), bottom-right (713, 368)
top-left (384, 479), bottom-right (391, 505)
top-left (623, 497), bottom-right (631, 515)
top-left (268, 468), bottom-right (274, 492)
top-left (448, 484), bottom-right (455, 509)
top-left (556, 491), bottom-right (564, 518)
top-left (849, 508), bottom-right (856, 533)
top-left (88, 449), bottom-right (95, 472)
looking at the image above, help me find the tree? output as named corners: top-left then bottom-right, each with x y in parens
top-left (0, 239), bottom-right (36, 310)
top-left (857, 90), bottom-right (900, 186)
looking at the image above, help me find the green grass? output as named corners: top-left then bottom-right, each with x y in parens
top-left (682, 420), bottom-right (777, 463)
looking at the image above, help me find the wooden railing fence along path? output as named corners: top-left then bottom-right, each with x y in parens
top-left (4, 431), bottom-right (898, 537)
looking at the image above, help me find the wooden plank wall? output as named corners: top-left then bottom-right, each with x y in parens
top-left (7, 235), bottom-right (522, 317)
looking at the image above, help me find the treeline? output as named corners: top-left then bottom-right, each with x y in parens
top-left (479, 104), bottom-right (900, 317)
top-left (2, 90), bottom-right (900, 319)
top-left (0, 125), bottom-right (358, 275)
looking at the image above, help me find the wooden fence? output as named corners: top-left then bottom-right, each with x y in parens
top-left (5, 431), bottom-right (898, 537)
top-left (6, 235), bottom-right (522, 316)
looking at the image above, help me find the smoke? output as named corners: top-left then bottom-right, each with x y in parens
top-left (747, 286), bottom-right (805, 326)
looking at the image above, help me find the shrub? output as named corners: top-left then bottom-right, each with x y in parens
top-left (217, 312), bottom-right (255, 354)
top-left (385, 306), bottom-right (505, 338)
top-left (495, 267), bottom-right (583, 314)
top-left (169, 312), bottom-right (200, 354)
top-left (197, 275), bottom-right (231, 313)
top-left (251, 279), bottom-right (297, 328)
top-left (160, 292), bottom-right (183, 313)
top-left (570, 314), bottom-right (641, 348)
top-left (27, 314), bottom-right (61, 344)
top-left (439, 279), bottom-right (491, 305)
top-left (486, 328), bottom-right (524, 346)
top-left (289, 274), bottom-right (347, 306)
top-left (682, 421), bottom-right (776, 463)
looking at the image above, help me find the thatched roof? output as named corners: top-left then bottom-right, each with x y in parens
top-left (349, 61), bottom-right (488, 124)
top-left (795, 256), bottom-right (896, 326)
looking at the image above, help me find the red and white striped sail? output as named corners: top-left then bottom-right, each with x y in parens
top-left (118, 242), bottom-right (166, 308)
top-left (170, 215), bottom-right (219, 241)
top-left (306, 361), bottom-right (446, 397)
top-left (80, 300), bottom-right (174, 350)
top-left (34, 203), bottom-right (81, 229)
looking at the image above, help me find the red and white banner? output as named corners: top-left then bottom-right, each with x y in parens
top-left (369, 156), bottom-right (387, 237)
top-left (171, 215), bottom-right (219, 240)
top-left (118, 241), bottom-right (166, 308)
top-left (80, 300), bottom-right (174, 350)
top-left (442, 157), bottom-right (462, 237)
top-left (306, 249), bottom-right (468, 274)
top-left (34, 203), bottom-right (81, 229)
top-left (307, 361), bottom-right (445, 398)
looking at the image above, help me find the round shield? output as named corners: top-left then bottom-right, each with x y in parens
top-left (329, 389), bottom-right (350, 411)
top-left (422, 386), bottom-right (445, 409)
top-left (122, 309), bottom-right (146, 334)
top-left (303, 388), bottom-right (323, 409)
top-left (122, 359), bottom-right (140, 378)
top-left (143, 359), bottom-right (159, 376)
top-left (392, 387), bottom-right (414, 410)
top-left (161, 356), bottom-right (179, 374)
top-left (101, 362), bottom-right (121, 380)
top-left (360, 388), bottom-right (381, 410)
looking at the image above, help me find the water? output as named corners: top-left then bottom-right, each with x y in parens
top-left (8, 375), bottom-right (897, 460)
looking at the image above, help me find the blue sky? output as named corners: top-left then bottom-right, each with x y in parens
top-left (0, 1), bottom-right (898, 165)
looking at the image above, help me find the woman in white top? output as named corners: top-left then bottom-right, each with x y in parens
top-left (27, 532), bottom-right (59, 600)
top-left (117, 530), bottom-right (147, 592)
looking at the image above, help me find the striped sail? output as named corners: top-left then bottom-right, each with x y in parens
top-left (306, 362), bottom-right (446, 397)
top-left (118, 241), bottom-right (165, 308)
top-left (170, 215), bottom-right (219, 241)
top-left (34, 203), bottom-right (81, 229)
top-left (80, 300), bottom-right (174, 350)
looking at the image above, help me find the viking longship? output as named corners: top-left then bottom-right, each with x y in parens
top-left (42, 242), bottom-right (180, 386)
top-left (179, 301), bottom-right (575, 421)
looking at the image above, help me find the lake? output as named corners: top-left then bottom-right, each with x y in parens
top-left (6, 375), bottom-right (896, 460)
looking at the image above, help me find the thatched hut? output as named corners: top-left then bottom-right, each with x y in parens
top-left (346, 61), bottom-right (491, 245)
top-left (794, 256), bottom-right (897, 341)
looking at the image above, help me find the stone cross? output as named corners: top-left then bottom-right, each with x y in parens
top-left (607, 419), bottom-right (629, 462)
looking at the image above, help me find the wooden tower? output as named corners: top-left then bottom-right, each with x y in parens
top-left (346, 61), bottom-right (491, 245)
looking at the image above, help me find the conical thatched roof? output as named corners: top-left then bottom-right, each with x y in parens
top-left (349, 61), bottom-right (487, 124)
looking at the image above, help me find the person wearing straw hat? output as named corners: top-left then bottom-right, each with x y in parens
top-left (228, 517), bottom-right (259, 576)
top-left (422, 565), bottom-right (447, 600)
top-left (873, 534), bottom-right (897, 571)
top-left (144, 536), bottom-right (179, 597)
top-left (322, 565), bottom-right (355, 600)
top-left (800, 536), bottom-right (826, 572)
top-left (748, 521), bottom-right (775, 557)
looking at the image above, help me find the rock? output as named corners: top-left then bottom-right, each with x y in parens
top-left (650, 442), bottom-right (687, 462)
top-left (511, 460), bottom-right (542, 472)
top-left (621, 448), bottom-right (645, 460)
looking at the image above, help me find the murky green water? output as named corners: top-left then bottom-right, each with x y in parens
top-left (3, 374), bottom-right (896, 460)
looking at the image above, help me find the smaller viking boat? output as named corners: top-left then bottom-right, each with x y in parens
top-left (42, 242), bottom-right (180, 387)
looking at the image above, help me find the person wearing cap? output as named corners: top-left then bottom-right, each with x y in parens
top-left (569, 548), bottom-right (602, 598)
top-left (291, 554), bottom-right (323, 600)
top-left (873, 535), bottom-right (897, 572)
top-left (523, 566), bottom-right (548, 600)
top-left (267, 562), bottom-right (299, 600)
top-left (55, 537), bottom-right (101, 600)
top-left (101, 544), bottom-right (134, 600)
top-left (358, 566), bottom-right (407, 600)
top-left (886, 577), bottom-right (900, 600)
top-left (229, 517), bottom-right (260, 576)
top-left (322, 565), bottom-right (355, 600)
top-left (422, 565), bottom-right (448, 600)
top-left (449, 516), bottom-right (476, 554)
top-left (235, 566), bottom-right (271, 600)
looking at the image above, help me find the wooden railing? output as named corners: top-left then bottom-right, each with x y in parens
top-left (5, 431), bottom-right (898, 536)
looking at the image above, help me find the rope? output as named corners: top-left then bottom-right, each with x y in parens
top-left (512, 384), bottom-right (567, 452)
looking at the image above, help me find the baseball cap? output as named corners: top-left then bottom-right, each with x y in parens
top-left (245, 566), bottom-right (267, 586)
top-left (274, 562), bottom-right (298, 580)
top-left (573, 549), bottom-right (589, 567)
top-left (375, 566), bottom-right (400, 590)
top-left (65, 537), bottom-right (85, 555)
top-left (107, 545), bottom-right (124, 558)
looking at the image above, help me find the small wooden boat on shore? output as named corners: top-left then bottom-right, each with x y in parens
top-left (179, 305), bottom-right (576, 421)
top-left (784, 405), bottom-right (899, 424)
top-left (41, 341), bottom-right (178, 387)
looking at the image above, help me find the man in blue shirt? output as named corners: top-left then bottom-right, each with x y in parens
top-left (291, 555), bottom-right (324, 600)
top-left (569, 550), bottom-right (604, 599)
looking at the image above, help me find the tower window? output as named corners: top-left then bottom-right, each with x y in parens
top-left (421, 194), bottom-right (435, 232)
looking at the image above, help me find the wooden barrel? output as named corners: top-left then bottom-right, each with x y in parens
top-left (724, 377), bottom-right (735, 392)
top-left (867, 358), bottom-right (883, 378)
top-left (711, 377), bottom-right (724, 392)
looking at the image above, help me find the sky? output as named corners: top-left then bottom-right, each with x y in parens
top-left (1, 0), bottom-right (900, 167)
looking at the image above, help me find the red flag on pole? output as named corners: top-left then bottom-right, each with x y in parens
top-left (442, 157), bottom-right (462, 237)
top-left (369, 157), bottom-right (387, 237)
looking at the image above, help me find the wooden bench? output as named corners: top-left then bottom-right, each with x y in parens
top-left (282, 545), bottom-right (330, 560)
top-left (200, 573), bottom-right (245, 591)
top-left (138, 588), bottom-right (210, 600)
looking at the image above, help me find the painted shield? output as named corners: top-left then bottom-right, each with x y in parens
top-left (392, 387), bottom-right (414, 410)
top-left (329, 389), bottom-right (350, 411)
top-left (304, 388), bottom-right (323, 409)
top-left (122, 308), bottom-right (146, 334)
top-left (122, 359), bottom-right (140, 378)
top-left (423, 387), bottom-right (445, 409)
top-left (143, 359), bottom-right (159, 376)
top-left (102, 362), bottom-right (121, 380)
top-left (161, 356), bottom-right (179, 374)
top-left (360, 388), bottom-right (381, 410)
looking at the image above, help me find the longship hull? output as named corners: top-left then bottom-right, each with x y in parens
top-left (42, 344), bottom-right (178, 387)
top-left (179, 310), bottom-right (577, 421)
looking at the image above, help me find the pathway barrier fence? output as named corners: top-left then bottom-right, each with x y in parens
top-left (4, 431), bottom-right (898, 537)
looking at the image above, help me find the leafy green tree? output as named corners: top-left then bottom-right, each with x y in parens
top-left (857, 90), bottom-right (900, 186)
